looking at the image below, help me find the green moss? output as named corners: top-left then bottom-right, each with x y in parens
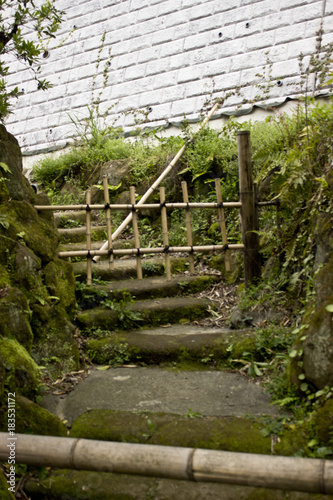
top-left (44, 258), bottom-right (76, 315)
top-left (0, 265), bottom-right (10, 288)
top-left (0, 287), bottom-right (33, 350)
top-left (274, 425), bottom-right (309, 456)
top-left (31, 305), bottom-right (80, 379)
top-left (11, 395), bottom-right (67, 436)
top-left (0, 338), bottom-right (41, 401)
top-left (231, 336), bottom-right (258, 359)
top-left (0, 470), bottom-right (15, 500)
top-left (2, 200), bottom-right (58, 263)
top-left (70, 410), bottom-right (271, 454)
top-left (313, 399), bottom-right (333, 444)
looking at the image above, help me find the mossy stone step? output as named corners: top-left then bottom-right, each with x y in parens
top-left (54, 210), bottom-right (98, 228)
top-left (76, 296), bottom-right (215, 331)
top-left (58, 225), bottom-right (107, 243)
top-left (84, 325), bottom-right (257, 365)
top-left (58, 237), bottom-right (135, 255)
top-left (85, 274), bottom-right (220, 303)
top-left (70, 409), bottom-right (271, 454)
top-left (24, 468), bottom-right (329, 500)
top-left (73, 256), bottom-right (189, 281)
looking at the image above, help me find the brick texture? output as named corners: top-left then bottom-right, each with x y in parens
top-left (3, 0), bottom-right (333, 154)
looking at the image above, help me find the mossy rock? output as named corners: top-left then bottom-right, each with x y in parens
top-left (302, 297), bottom-right (333, 389)
top-left (9, 395), bottom-right (67, 437)
top-left (31, 305), bottom-right (80, 379)
top-left (0, 470), bottom-right (15, 500)
top-left (0, 124), bottom-right (35, 203)
top-left (44, 257), bottom-right (76, 315)
top-left (313, 399), bottom-right (333, 444)
top-left (0, 338), bottom-right (41, 402)
top-left (0, 287), bottom-right (33, 350)
top-left (0, 265), bottom-right (10, 289)
top-left (2, 200), bottom-right (58, 263)
top-left (274, 424), bottom-right (309, 456)
top-left (208, 251), bottom-right (243, 283)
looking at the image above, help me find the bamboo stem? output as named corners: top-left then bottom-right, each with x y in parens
top-left (1, 433), bottom-right (332, 494)
top-left (215, 178), bottom-right (230, 272)
top-left (58, 244), bottom-right (244, 258)
top-left (86, 189), bottom-right (92, 286)
top-left (35, 201), bottom-right (242, 211)
top-left (181, 181), bottom-right (195, 274)
top-left (103, 176), bottom-right (114, 270)
top-left (130, 186), bottom-right (142, 279)
top-left (160, 186), bottom-right (171, 280)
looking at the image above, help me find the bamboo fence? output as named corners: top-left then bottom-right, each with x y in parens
top-left (35, 178), bottom-right (243, 283)
top-left (0, 433), bottom-right (332, 494)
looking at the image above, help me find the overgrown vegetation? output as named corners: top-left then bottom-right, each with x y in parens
top-left (31, 95), bottom-right (333, 457)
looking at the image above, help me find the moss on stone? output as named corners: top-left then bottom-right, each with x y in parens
top-left (11, 395), bottom-right (67, 437)
top-left (0, 287), bottom-right (33, 350)
top-left (2, 200), bottom-right (58, 263)
top-left (274, 425), bottom-right (309, 456)
top-left (0, 338), bottom-right (41, 401)
top-left (31, 305), bottom-right (80, 379)
top-left (70, 410), bottom-right (271, 454)
top-left (44, 257), bottom-right (76, 315)
top-left (313, 399), bottom-right (333, 444)
top-left (0, 470), bottom-right (15, 500)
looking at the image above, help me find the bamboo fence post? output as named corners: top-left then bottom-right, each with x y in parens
top-left (237, 131), bottom-right (261, 287)
top-left (85, 188), bottom-right (92, 286)
top-left (215, 178), bottom-right (230, 272)
top-left (160, 186), bottom-right (171, 280)
top-left (103, 176), bottom-right (114, 270)
top-left (93, 102), bottom-right (221, 262)
top-left (181, 181), bottom-right (195, 274)
top-left (130, 186), bottom-right (143, 279)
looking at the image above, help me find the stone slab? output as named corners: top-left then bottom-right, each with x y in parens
top-left (42, 366), bottom-right (279, 426)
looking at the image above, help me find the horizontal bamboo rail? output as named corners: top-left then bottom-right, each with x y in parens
top-left (58, 244), bottom-right (244, 259)
top-left (0, 433), bottom-right (332, 494)
top-left (34, 201), bottom-right (242, 211)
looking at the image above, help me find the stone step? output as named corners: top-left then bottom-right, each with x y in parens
top-left (76, 296), bottom-right (216, 332)
top-left (58, 238), bottom-right (135, 254)
top-left (54, 210), bottom-right (97, 228)
top-left (25, 468), bottom-right (322, 500)
top-left (58, 225), bottom-right (108, 243)
top-left (41, 365), bottom-right (279, 427)
top-left (77, 274), bottom-right (219, 308)
top-left (83, 324), bottom-right (257, 366)
top-left (73, 256), bottom-right (189, 281)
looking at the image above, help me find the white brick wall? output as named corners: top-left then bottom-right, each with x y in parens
top-left (4, 0), bottom-right (333, 155)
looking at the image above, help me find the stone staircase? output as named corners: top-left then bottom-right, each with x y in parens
top-left (34, 210), bottom-right (325, 500)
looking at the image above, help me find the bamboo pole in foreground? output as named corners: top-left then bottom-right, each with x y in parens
top-left (0, 433), bottom-right (332, 494)
top-left (93, 102), bottom-right (222, 262)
